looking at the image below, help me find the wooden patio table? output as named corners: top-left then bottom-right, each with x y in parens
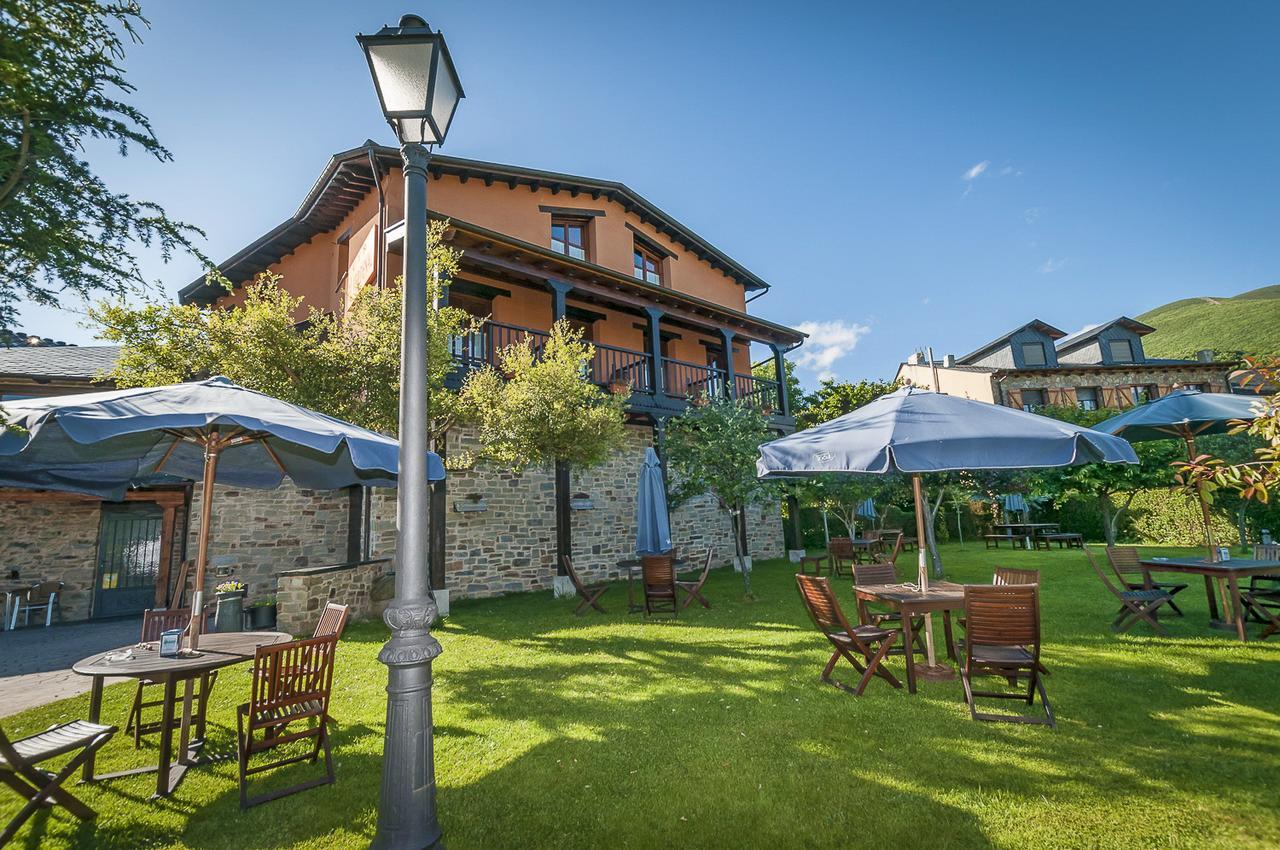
top-left (72, 630), bottom-right (291, 797)
top-left (1140, 557), bottom-right (1280, 642)
top-left (853, 581), bottom-right (962, 694)
top-left (993, 523), bottom-right (1060, 549)
top-left (617, 557), bottom-right (686, 614)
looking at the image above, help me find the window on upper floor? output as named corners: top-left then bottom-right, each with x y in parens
top-left (1019, 388), bottom-right (1046, 411)
top-left (633, 244), bottom-right (662, 285)
top-left (1108, 339), bottom-right (1135, 363)
top-left (1021, 341), bottom-right (1047, 367)
top-left (1076, 387), bottom-right (1099, 411)
top-left (550, 218), bottom-right (588, 261)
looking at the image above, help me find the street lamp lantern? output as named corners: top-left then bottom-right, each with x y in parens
top-left (358, 14), bottom-right (464, 146)
top-left (359, 12), bottom-right (462, 850)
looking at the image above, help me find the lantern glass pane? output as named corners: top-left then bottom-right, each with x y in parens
top-left (368, 40), bottom-right (435, 114)
top-left (394, 117), bottom-right (429, 145)
top-left (430, 58), bottom-right (460, 140)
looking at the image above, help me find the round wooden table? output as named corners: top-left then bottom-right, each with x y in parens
top-left (72, 630), bottom-right (291, 797)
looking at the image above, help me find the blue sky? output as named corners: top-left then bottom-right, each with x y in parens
top-left (21, 1), bottom-right (1280, 388)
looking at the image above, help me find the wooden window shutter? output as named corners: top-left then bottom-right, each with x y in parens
top-left (1046, 387), bottom-right (1074, 406)
top-left (1004, 389), bottom-right (1022, 409)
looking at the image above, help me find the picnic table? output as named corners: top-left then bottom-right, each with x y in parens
top-left (1140, 557), bottom-right (1280, 642)
top-left (853, 581), bottom-right (963, 694)
top-left (617, 557), bottom-right (687, 614)
top-left (73, 630), bottom-right (291, 797)
top-left (992, 523), bottom-right (1060, 549)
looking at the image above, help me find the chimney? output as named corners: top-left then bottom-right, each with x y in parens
top-left (943, 354), bottom-right (956, 368)
top-left (910, 351), bottom-right (925, 366)
top-left (1195, 349), bottom-right (1214, 363)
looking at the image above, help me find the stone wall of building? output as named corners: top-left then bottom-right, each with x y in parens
top-left (187, 480), bottom-right (352, 601)
top-left (275, 558), bottom-right (391, 637)
top-left (0, 500), bottom-right (101, 622)
top-left (1000, 365), bottom-right (1229, 409)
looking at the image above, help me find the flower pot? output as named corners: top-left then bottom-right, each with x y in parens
top-left (213, 591), bottom-right (246, 633)
top-left (247, 604), bottom-right (277, 630)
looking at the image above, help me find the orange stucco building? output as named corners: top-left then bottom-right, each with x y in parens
top-left (180, 142), bottom-right (805, 425)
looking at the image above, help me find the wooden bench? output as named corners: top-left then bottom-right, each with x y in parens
top-left (1040, 532), bottom-right (1084, 549)
top-left (984, 534), bottom-right (1017, 549)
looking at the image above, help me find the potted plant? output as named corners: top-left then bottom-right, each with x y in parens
top-left (213, 580), bottom-right (246, 633)
top-left (248, 595), bottom-right (277, 630)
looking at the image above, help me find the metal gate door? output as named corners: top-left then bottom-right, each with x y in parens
top-left (94, 503), bottom-right (164, 618)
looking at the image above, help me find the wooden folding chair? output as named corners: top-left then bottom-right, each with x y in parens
top-left (641, 554), bottom-right (678, 617)
top-left (676, 549), bottom-right (714, 610)
top-left (1, 720), bottom-right (116, 845)
top-left (994, 567), bottom-right (1040, 586)
top-left (236, 634), bottom-right (338, 809)
top-left (827, 537), bottom-right (856, 577)
top-left (312, 602), bottom-right (350, 638)
top-left (795, 574), bottom-right (900, 695)
top-left (873, 534), bottom-right (904, 567)
top-left (561, 556), bottom-right (608, 615)
top-left (960, 584), bottom-right (1054, 727)
top-left (851, 562), bottom-right (925, 656)
top-left (1244, 544), bottom-right (1280, 636)
top-left (125, 608), bottom-right (219, 748)
top-left (167, 559), bottom-right (193, 609)
top-left (1086, 549), bottom-right (1173, 635)
top-left (1107, 546), bottom-right (1186, 615)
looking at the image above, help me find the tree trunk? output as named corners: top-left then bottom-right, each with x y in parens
top-left (1237, 503), bottom-right (1248, 549)
top-left (555, 460), bottom-right (571, 575)
top-left (1098, 493), bottom-right (1120, 546)
top-left (732, 503), bottom-right (752, 596)
top-left (786, 494), bottom-right (803, 551)
top-left (923, 487), bottom-right (945, 578)
top-left (429, 437), bottom-right (447, 590)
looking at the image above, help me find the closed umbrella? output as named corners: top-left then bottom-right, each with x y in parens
top-left (1095, 388), bottom-right (1263, 560)
top-left (1000, 493), bottom-right (1029, 515)
top-left (758, 386), bottom-right (1137, 674)
top-left (856, 497), bottom-right (876, 534)
top-left (0, 376), bottom-right (443, 650)
top-left (635, 447), bottom-right (672, 555)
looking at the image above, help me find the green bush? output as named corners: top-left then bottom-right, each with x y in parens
top-left (1125, 489), bottom-right (1238, 546)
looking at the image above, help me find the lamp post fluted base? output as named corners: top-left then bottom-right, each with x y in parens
top-left (371, 599), bottom-right (444, 850)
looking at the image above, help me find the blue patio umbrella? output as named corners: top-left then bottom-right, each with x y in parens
top-left (1094, 388), bottom-right (1264, 558)
top-left (0, 376), bottom-right (442, 649)
top-left (758, 386), bottom-right (1137, 672)
top-left (635, 447), bottom-right (672, 555)
top-left (1001, 493), bottom-right (1029, 515)
top-left (856, 497), bottom-right (877, 532)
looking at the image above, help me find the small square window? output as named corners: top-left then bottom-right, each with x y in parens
top-left (1108, 339), bottom-right (1135, 363)
top-left (1076, 387), bottom-right (1099, 411)
top-left (1019, 388), bottom-right (1046, 411)
top-left (633, 245), bottom-right (661, 285)
top-left (550, 218), bottom-right (588, 261)
top-left (1021, 341), bottom-right (1047, 367)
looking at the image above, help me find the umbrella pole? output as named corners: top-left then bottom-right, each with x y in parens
top-left (912, 474), bottom-right (951, 679)
top-left (1184, 432), bottom-right (1231, 623)
top-left (187, 434), bottom-right (222, 653)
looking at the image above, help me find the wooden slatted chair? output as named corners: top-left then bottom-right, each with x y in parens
top-left (1085, 549), bottom-right (1173, 635)
top-left (312, 602), bottom-right (350, 638)
top-left (125, 608), bottom-right (219, 748)
top-left (236, 634), bottom-right (339, 809)
top-left (795, 574), bottom-right (900, 695)
top-left (994, 567), bottom-right (1041, 586)
top-left (852, 562), bottom-right (925, 656)
top-left (827, 537), bottom-right (857, 576)
top-left (1244, 544), bottom-right (1280, 636)
top-left (676, 549), bottom-right (714, 610)
top-left (561, 556), bottom-right (608, 616)
top-left (641, 554), bottom-right (679, 617)
top-left (960, 584), bottom-right (1054, 727)
top-left (1, 720), bottom-right (116, 845)
top-left (873, 534), bottom-right (904, 567)
top-left (1107, 546), bottom-right (1186, 615)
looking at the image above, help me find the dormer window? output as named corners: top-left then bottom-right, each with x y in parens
top-left (633, 245), bottom-right (662, 285)
top-left (1108, 339), bottom-right (1135, 363)
top-left (1021, 341), bottom-right (1047, 367)
top-left (551, 218), bottom-right (588, 261)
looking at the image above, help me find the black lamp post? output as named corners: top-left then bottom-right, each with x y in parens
top-left (358, 14), bottom-right (463, 850)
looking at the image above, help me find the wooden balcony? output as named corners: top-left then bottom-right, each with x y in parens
top-left (446, 320), bottom-right (791, 426)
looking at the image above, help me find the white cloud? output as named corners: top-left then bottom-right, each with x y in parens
top-left (999, 164), bottom-right (1023, 177)
top-left (961, 160), bottom-right (990, 182)
top-left (793, 320), bottom-right (871, 381)
top-left (1023, 206), bottom-right (1043, 224)
top-left (1038, 257), bottom-right (1068, 274)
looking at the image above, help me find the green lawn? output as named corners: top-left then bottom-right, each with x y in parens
top-left (4, 544), bottom-right (1278, 849)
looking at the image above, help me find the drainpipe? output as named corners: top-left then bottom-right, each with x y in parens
top-left (366, 144), bottom-right (387, 289)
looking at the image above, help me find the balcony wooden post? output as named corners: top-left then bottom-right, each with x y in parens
top-left (644, 307), bottom-right (666, 397)
top-left (770, 342), bottom-right (791, 417)
top-left (548, 278), bottom-right (573, 323)
top-left (719, 328), bottom-right (737, 399)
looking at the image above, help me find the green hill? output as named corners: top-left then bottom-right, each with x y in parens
top-left (1139, 284), bottom-right (1280, 359)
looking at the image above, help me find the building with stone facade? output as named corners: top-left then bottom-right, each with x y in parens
top-left (0, 144), bottom-right (801, 631)
top-left (895, 316), bottom-right (1238, 411)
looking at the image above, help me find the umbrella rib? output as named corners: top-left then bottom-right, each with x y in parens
top-left (153, 435), bottom-right (183, 474)
top-left (259, 437), bottom-right (287, 474)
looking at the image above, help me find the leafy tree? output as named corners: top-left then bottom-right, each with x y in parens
top-left (795, 378), bottom-right (901, 430)
top-left (1, 1), bottom-right (206, 328)
top-left (663, 397), bottom-right (776, 596)
top-left (458, 319), bottom-right (629, 576)
top-left (90, 220), bottom-right (469, 438)
top-left (1033, 405), bottom-right (1181, 545)
top-left (751, 355), bottom-right (802, 414)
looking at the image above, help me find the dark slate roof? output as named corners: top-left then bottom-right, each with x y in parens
top-left (181, 141), bottom-right (772, 304)
top-left (1055, 316), bottom-right (1156, 352)
top-left (0, 345), bottom-right (120, 381)
top-left (957, 319), bottom-right (1067, 365)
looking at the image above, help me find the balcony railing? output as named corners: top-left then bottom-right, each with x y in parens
top-left (449, 320), bottom-right (784, 415)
